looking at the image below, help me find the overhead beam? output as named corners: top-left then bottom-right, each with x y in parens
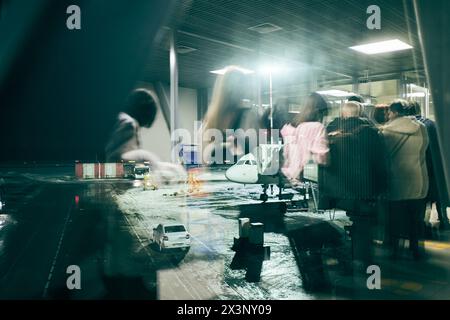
top-left (169, 27), bottom-right (354, 80)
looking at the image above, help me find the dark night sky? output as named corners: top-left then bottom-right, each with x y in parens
top-left (0, 0), bottom-right (173, 162)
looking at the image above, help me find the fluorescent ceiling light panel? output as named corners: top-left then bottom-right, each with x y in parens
top-left (176, 45), bottom-right (197, 54)
top-left (406, 92), bottom-right (426, 97)
top-left (349, 39), bottom-right (412, 54)
top-left (317, 90), bottom-right (350, 97)
top-left (248, 23), bottom-right (283, 34)
top-left (210, 67), bottom-right (254, 75)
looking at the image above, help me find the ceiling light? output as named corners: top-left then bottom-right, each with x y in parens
top-left (248, 23), bottom-right (283, 34)
top-left (317, 90), bottom-right (351, 97)
top-left (406, 92), bottom-right (426, 97)
top-left (210, 67), bottom-right (254, 75)
top-left (349, 39), bottom-right (412, 55)
top-left (176, 45), bottom-right (197, 54)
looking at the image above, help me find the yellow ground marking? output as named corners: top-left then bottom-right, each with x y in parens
top-left (400, 282), bottom-right (423, 292)
top-left (382, 279), bottom-right (423, 293)
top-left (424, 241), bottom-right (450, 250)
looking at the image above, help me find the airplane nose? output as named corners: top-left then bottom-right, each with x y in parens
top-left (225, 166), bottom-right (236, 182)
top-left (225, 164), bottom-right (258, 184)
top-left (225, 165), bottom-right (246, 183)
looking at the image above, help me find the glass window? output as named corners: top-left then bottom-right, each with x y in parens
top-left (164, 225), bottom-right (186, 233)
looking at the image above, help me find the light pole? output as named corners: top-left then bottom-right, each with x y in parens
top-left (268, 70), bottom-right (274, 144)
top-left (260, 65), bottom-right (282, 144)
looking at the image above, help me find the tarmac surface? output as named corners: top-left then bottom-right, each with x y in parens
top-left (0, 165), bottom-right (449, 300)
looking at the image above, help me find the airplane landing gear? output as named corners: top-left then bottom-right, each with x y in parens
top-left (260, 185), bottom-right (269, 203)
top-left (259, 193), bottom-right (269, 202)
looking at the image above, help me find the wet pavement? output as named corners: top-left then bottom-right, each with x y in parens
top-left (0, 167), bottom-right (450, 300)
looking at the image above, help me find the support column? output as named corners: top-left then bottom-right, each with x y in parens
top-left (398, 72), bottom-right (408, 99)
top-left (170, 31), bottom-right (179, 163)
top-left (352, 76), bottom-right (359, 94)
top-left (196, 88), bottom-right (208, 121)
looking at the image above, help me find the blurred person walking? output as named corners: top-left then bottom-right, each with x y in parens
top-left (200, 66), bottom-right (260, 164)
top-left (281, 92), bottom-right (329, 184)
top-left (409, 101), bottom-right (449, 231)
top-left (106, 89), bottom-right (159, 163)
top-left (320, 102), bottom-right (387, 269)
top-left (380, 100), bottom-right (429, 259)
top-left (260, 98), bottom-right (297, 142)
top-left (105, 89), bottom-right (186, 183)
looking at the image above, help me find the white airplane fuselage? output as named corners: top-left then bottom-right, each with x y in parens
top-left (225, 153), bottom-right (280, 185)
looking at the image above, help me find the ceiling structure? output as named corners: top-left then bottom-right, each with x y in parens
top-left (143, 0), bottom-right (425, 90)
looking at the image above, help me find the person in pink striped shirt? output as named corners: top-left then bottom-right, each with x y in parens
top-left (281, 92), bottom-right (330, 184)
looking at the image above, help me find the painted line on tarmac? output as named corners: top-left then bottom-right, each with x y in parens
top-left (190, 235), bottom-right (216, 254)
top-left (42, 203), bottom-right (73, 298)
top-left (123, 214), bottom-right (154, 262)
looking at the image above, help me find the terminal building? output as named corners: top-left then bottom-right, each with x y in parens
top-left (0, 0), bottom-right (449, 301)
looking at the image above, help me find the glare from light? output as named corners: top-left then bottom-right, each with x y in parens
top-left (210, 67), bottom-right (254, 75)
top-left (258, 64), bottom-right (286, 74)
top-left (349, 39), bottom-right (413, 55)
top-left (133, 180), bottom-right (142, 188)
top-left (317, 90), bottom-right (351, 97)
top-left (0, 214), bottom-right (7, 229)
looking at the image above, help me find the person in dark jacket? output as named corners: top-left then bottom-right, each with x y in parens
top-left (409, 101), bottom-right (449, 230)
top-left (260, 98), bottom-right (297, 142)
top-left (347, 95), bottom-right (365, 104)
top-left (373, 104), bottom-right (389, 126)
top-left (320, 101), bottom-right (387, 267)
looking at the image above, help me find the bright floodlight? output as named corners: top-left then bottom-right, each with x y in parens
top-left (317, 90), bottom-right (350, 97)
top-left (349, 39), bottom-right (412, 55)
top-left (259, 64), bottom-right (286, 74)
top-left (210, 66), bottom-right (254, 75)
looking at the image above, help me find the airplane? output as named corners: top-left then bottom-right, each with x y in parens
top-left (224, 145), bottom-right (294, 202)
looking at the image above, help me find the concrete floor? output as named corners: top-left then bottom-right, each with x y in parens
top-left (0, 166), bottom-right (449, 300)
